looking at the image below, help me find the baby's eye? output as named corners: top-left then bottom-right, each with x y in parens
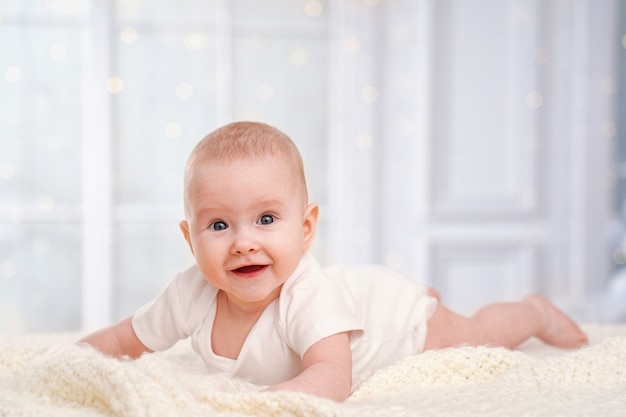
top-left (258, 214), bottom-right (275, 225)
top-left (210, 221), bottom-right (228, 231)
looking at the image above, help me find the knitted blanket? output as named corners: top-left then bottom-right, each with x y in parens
top-left (1, 324), bottom-right (625, 417)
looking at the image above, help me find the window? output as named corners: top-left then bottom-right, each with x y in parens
top-left (1, 0), bottom-right (333, 332)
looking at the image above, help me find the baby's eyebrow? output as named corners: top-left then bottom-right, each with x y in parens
top-left (193, 207), bottom-right (223, 220)
top-left (253, 199), bottom-right (288, 211)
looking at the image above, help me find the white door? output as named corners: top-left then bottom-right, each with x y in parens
top-left (324, 0), bottom-right (618, 320)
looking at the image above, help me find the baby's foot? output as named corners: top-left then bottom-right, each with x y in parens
top-left (524, 294), bottom-right (588, 348)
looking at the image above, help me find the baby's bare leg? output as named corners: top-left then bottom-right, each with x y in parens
top-left (423, 294), bottom-right (588, 351)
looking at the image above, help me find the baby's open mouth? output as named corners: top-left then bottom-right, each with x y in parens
top-left (234, 265), bottom-right (267, 274)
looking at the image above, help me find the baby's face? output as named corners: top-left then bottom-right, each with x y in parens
top-left (180, 155), bottom-right (317, 312)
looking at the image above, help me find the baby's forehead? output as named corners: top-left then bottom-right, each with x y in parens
top-left (190, 151), bottom-right (294, 174)
top-left (191, 153), bottom-right (307, 197)
top-left (187, 152), bottom-right (302, 190)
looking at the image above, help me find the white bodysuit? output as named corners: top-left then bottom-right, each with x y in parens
top-left (132, 252), bottom-right (437, 385)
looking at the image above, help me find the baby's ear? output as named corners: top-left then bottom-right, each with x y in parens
top-left (179, 220), bottom-right (195, 255)
top-left (302, 203), bottom-right (319, 251)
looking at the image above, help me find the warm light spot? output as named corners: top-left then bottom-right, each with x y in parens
top-left (304, 0), bottom-right (322, 17)
top-left (257, 83), bottom-right (274, 101)
top-left (34, 96), bottom-right (50, 112)
top-left (5, 65), bottom-right (21, 82)
top-left (622, 34), bottom-right (626, 49)
top-left (0, 262), bottom-right (16, 279)
top-left (525, 91), bottom-right (543, 109)
top-left (120, 27), bottom-right (138, 44)
top-left (106, 77), bottom-right (124, 94)
top-left (249, 35), bottom-right (268, 50)
top-left (10, 208), bottom-right (24, 224)
top-left (343, 37), bottom-right (361, 54)
top-left (360, 85), bottom-right (378, 103)
top-left (0, 164), bottom-right (15, 180)
top-left (49, 44), bottom-right (67, 61)
top-left (176, 83), bottom-right (194, 99)
top-left (290, 47), bottom-right (309, 66)
top-left (601, 120), bottom-right (617, 138)
top-left (356, 132), bottom-right (373, 150)
top-left (37, 195), bottom-right (55, 212)
top-left (165, 122), bottom-right (183, 139)
top-left (184, 33), bottom-right (207, 50)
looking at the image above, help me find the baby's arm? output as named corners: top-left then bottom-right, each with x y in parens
top-left (267, 332), bottom-right (352, 402)
top-left (78, 317), bottom-right (153, 359)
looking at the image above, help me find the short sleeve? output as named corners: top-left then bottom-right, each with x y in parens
top-left (132, 265), bottom-right (212, 351)
top-left (278, 257), bottom-right (363, 357)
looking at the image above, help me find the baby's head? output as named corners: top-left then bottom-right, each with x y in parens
top-left (183, 121), bottom-right (309, 215)
top-left (179, 122), bottom-right (319, 307)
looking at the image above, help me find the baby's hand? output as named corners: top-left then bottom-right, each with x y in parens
top-left (78, 317), bottom-right (152, 359)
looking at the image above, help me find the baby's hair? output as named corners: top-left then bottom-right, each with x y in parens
top-left (184, 121), bottom-right (309, 203)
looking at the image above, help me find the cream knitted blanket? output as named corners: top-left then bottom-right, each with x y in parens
top-left (1, 324), bottom-right (625, 417)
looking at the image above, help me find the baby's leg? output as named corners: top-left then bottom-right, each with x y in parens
top-left (423, 294), bottom-right (588, 351)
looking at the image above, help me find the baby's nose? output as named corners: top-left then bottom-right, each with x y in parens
top-left (232, 230), bottom-right (259, 254)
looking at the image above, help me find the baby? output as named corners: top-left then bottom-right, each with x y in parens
top-left (80, 121), bottom-right (588, 402)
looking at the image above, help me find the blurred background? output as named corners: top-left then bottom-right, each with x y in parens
top-left (0, 0), bottom-right (625, 334)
